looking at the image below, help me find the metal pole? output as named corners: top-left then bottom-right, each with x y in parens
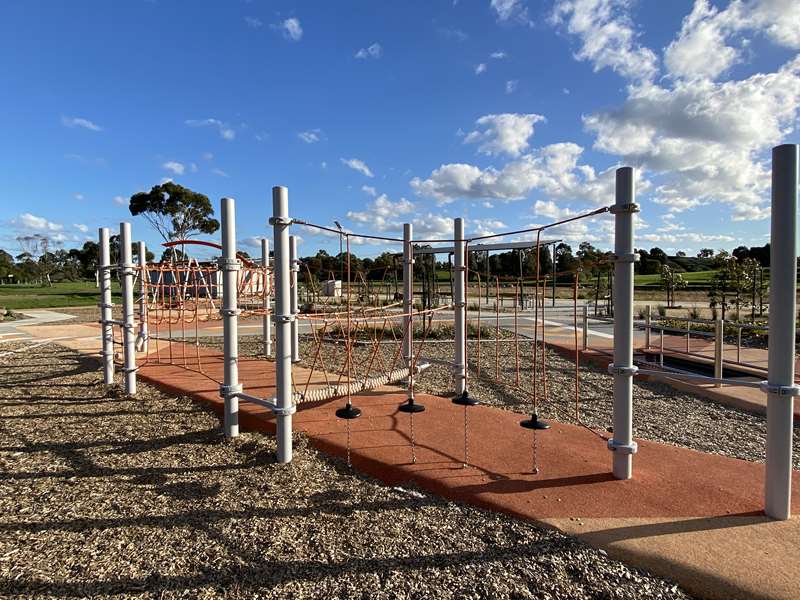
top-left (659, 328), bottom-right (664, 368)
top-left (714, 318), bottom-right (724, 387)
top-left (454, 218), bottom-right (466, 396)
top-left (272, 186), bottom-right (293, 463)
top-left (402, 223), bottom-right (413, 373)
top-left (582, 304), bottom-right (588, 351)
top-left (289, 235), bottom-right (300, 363)
top-left (644, 304), bottom-right (651, 349)
top-left (609, 167), bottom-right (638, 480)
top-left (686, 320), bottom-right (691, 353)
top-left (552, 246), bottom-right (557, 307)
top-left (220, 198), bottom-right (240, 438)
top-left (737, 326), bottom-right (742, 363)
top-left (261, 238), bottom-right (272, 357)
top-left (98, 227), bottom-right (114, 385)
top-left (137, 241), bottom-right (148, 353)
top-left (765, 143), bottom-right (798, 520)
top-left (119, 222), bottom-right (137, 396)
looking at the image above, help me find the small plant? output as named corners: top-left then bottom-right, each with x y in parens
top-left (687, 306), bottom-right (701, 320)
top-left (656, 304), bottom-right (667, 317)
top-left (636, 306), bottom-right (648, 320)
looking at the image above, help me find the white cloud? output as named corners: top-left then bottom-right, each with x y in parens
top-left (533, 199), bottom-right (575, 220)
top-left (505, 79), bottom-right (519, 94)
top-left (17, 213), bottom-right (63, 232)
top-left (475, 63), bottom-right (487, 75)
top-left (278, 17), bottom-right (303, 41)
top-left (74, 223), bottom-right (89, 233)
top-left (211, 168), bottom-right (229, 178)
top-left (341, 157), bottom-right (374, 178)
top-left (361, 185), bottom-right (377, 196)
top-left (162, 161), bottom-right (185, 175)
top-left (347, 194), bottom-right (414, 232)
top-left (244, 16), bottom-right (263, 29)
top-left (491, 0), bottom-right (531, 24)
top-left (61, 116), bottom-right (103, 132)
top-left (298, 129), bottom-right (322, 143)
top-left (471, 218), bottom-right (507, 237)
top-left (73, 193), bottom-right (85, 201)
top-left (550, 0), bottom-right (658, 82)
top-left (490, 50), bottom-right (508, 59)
top-left (113, 196), bottom-right (127, 206)
top-left (464, 113), bottom-right (545, 157)
top-left (438, 27), bottom-right (469, 42)
top-left (665, 0), bottom-right (800, 81)
top-left (185, 118), bottom-right (236, 140)
top-left (411, 142), bottom-right (627, 205)
top-left (202, 152), bottom-right (214, 161)
top-left (355, 43), bottom-right (382, 59)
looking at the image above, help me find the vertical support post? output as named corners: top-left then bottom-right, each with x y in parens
top-left (659, 328), bottom-right (664, 368)
top-left (119, 222), bottom-right (137, 396)
top-left (686, 320), bottom-right (691, 353)
top-left (609, 166), bottom-right (638, 480)
top-left (220, 198), bottom-right (240, 438)
top-left (402, 223), bottom-right (413, 376)
top-left (272, 186), bottom-right (293, 463)
top-left (454, 218), bottom-right (466, 397)
top-left (136, 241), bottom-right (148, 353)
top-left (714, 318), bottom-right (724, 387)
top-left (644, 304), bottom-right (651, 349)
top-left (289, 235), bottom-right (300, 363)
top-left (261, 238), bottom-right (272, 357)
top-left (765, 143), bottom-right (798, 520)
top-left (737, 326), bottom-right (742, 363)
top-left (582, 304), bottom-right (588, 351)
top-left (98, 227), bottom-right (114, 385)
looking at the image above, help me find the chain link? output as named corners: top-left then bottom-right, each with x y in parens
top-left (410, 410), bottom-right (417, 464)
top-left (346, 418), bottom-right (352, 467)
top-left (463, 403), bottom-right (469, 468)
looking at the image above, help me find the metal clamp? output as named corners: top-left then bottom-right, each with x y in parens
top-left (452, 265), bottom-right (467, 272)
top-left (98, 263), bottom-right (113, 271)
top-left (275, 313), bottom-right (295, 323)
top-left (219, 308), bottom-right (241, 317)
top-left (217, 257), bottom-right (241, 271)
top-left (97, 302), bottom-right (113, 309)
top-left (608, 364), bottom-right (639, 377)
top-left (607, 439), bottom-right (638, 454)
top-left (271, 404), bottom-right (297, 417)
top-left (759, 381), bottom-right (800, 396)
top-left (455, 301), bottom-right (467, 308)
top-left (219, 383), bottom-right (243, 398)
top-left (612, 253), bottom-right (640, 264)
top-left (268, 216), bottom-right (293, 226)
top-left (609, 202), bottom-right (640, 214)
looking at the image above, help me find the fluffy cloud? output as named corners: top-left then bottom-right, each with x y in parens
top-left (61, 116), bottom-right (102, 131)
top-left (185, 118), bottom-right (235, 140)
top-left (491, 0), bottom-right (531, 24)
top-left (464, 113), bottom-right (545, 157)
top-left (162, 161), bottom-right (185, 175)
top-left (475, 63), bottom-right (487, 75)
top-left (411, 142), bottom-right (625, 205)
top-left (74, 223), bottom-right (89, 233)
top-left (347, 194), bottom-right (414, 232)
top-left (278, 17), bottom-right (303, 41)
top-left (665, 0), bottom-right (800, 81)
top-left (16, 213), bottom-right (63, 232)
top-left (298, 129), bottom-right (322, 143)
top-left (355, 43), bottom-right (382, 59)
top-left (550, 0), bottom-right (658, 82)
top-left (505, 80), bottom-right (519, 94)
top-left (113, 196), bottom-right (127, 206)
top-left (341, 157), bottom-right (374, 177)
top-left (491, 51), bottom-right (508, 59)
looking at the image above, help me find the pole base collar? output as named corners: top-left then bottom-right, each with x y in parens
top-left (452, 390), bottom-right (479, 406)
top-left (607, 439), bottom-right (638, 455)
top-left (520, 413), bottom-right (550, 430)
top-left (398, 398), bottom-right (425, 413)
top-left (335, 405), bottom-right (362, 419)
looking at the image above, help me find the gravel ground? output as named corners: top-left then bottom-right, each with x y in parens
top-left (210, 331), bottom-right (800, 470)
top-left (0, 341), bottom-right (692, 599)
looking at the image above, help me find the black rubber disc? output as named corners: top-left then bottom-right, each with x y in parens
top-left (398, 398), bottom-right (425, 413)
top-left (520, 413), bottom-right (550, 430)
top-left (452, 390), bottom-right (479, 406)
top-left (335, 405), bottom-right (362, 419)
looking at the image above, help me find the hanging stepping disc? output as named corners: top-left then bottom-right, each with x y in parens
top-left (335, 404), bottom-right (362, 419)
top-left (398, 397), bottom-right (425, 413)
top-left (452, 390), bottom-right (479, 406)
top-left (520, 413), bottom-right (550, 430)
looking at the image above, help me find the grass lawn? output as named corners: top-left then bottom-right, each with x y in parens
top-left (0, 281), bottom-right (120, 310)
top-left (634, 270), bottom-right (720, 288)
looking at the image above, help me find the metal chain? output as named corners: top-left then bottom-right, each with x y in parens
top-left (463, 403), bottom-right (469, 468)
top-left (346, 418), bottom-right (352, 467)
top-left (410, 410), bottom-right (417, 464)
top-left (532, 427), bottom-right (539, 475)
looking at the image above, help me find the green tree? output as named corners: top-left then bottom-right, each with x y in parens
top-left (660, 264), bottom-right (686, 307)
top-left (129, 182), bottom-right (220, 243)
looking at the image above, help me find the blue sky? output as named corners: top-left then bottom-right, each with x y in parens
top-left (1, 0), bottom-right (799, 259)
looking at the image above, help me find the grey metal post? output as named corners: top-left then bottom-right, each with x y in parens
top-left (273, 186), bottom-right (293, 463)
top-left (119, 222), bottom-right (137, 396)
top-left (98, 227), bottom-right (114, 385)
top-left (402, 223), bottom-right (413, 370)
top-left (137, 241), bottom-right (148, 354)
top-left (582, 304), bottom-right (588, 351)
top-left (765, 143), bottom-right (798, 520)
top-left (220, 198), bottom-right (240, 438)
top-left (289, 235), bottom-right (300, 363)
top-left (454, 218), bottom-right (466, 396)
top-left (659, 329), bottom-right (664, 368)
top-left (644, 304), bottom-right (651, 348)
top-left (261, 238), bottom-right (272, 358)
top-left (608, 167), bottom-right (638, 480)
top-left (714, 318), bottom-right (724, 387)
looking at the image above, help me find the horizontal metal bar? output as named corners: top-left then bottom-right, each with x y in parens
top-left (235, 391), bottom-right (278, 411)
top-left (636, 368), bottom-right (764, 389)
top-left (409, 239), bottom-right (561, 255)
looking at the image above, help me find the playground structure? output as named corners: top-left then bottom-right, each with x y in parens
top-left (97, 145), bottom-right (798, 521)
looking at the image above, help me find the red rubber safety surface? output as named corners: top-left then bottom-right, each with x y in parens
top-left (137, 344), bottom-right (800, 521)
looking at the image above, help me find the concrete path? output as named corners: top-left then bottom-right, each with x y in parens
top-left (0, 310), bottom-right (79, 341)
